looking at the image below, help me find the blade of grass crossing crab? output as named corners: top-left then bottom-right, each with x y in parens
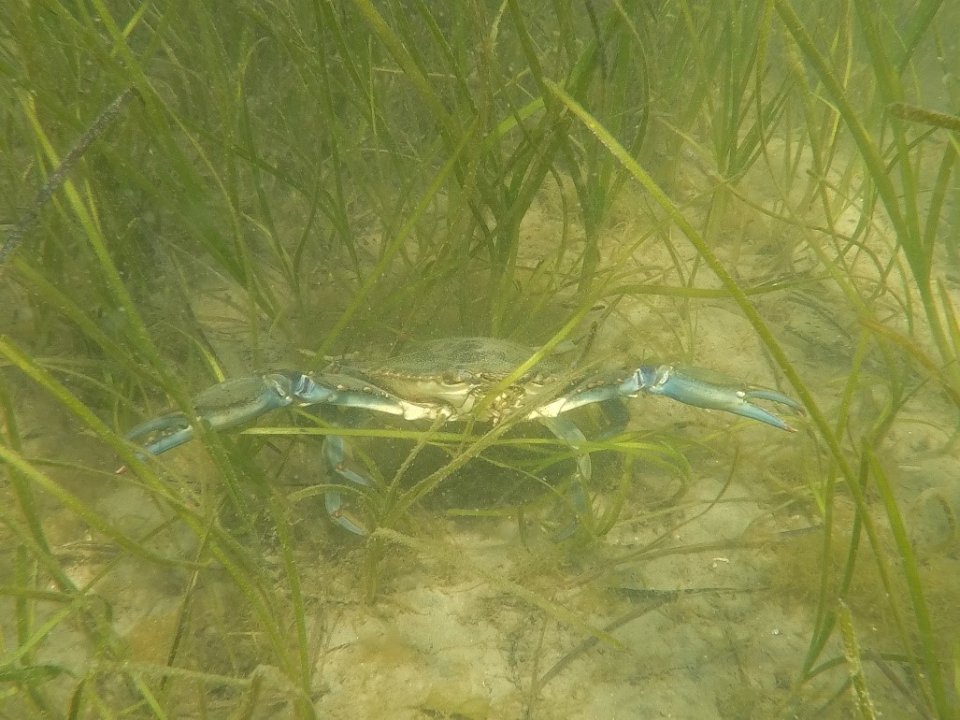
top-left (477, 303), bottom-right (601, 419)
top-left (395, 419), bottom-right (520, 522)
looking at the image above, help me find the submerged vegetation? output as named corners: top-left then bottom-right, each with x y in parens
top-left (1, 0), bottom-right (958, 717)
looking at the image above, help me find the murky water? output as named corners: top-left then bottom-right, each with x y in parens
top-left (1, 2), bottom-right (958, 718)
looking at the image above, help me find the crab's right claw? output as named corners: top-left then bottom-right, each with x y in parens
top-left (126, 372), bottom-right (303, 456)
top-left (642, 365), bottom-right (804, 432)
top-left (125, 413), bottom-right (194, 457)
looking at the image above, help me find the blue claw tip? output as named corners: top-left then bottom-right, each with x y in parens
top-left (644, 365), bottom-right (801, 432)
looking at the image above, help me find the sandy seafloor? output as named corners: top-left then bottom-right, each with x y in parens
top-left (2, 139), bottom-right (958, 720)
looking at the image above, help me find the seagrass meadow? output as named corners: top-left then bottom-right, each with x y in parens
top-left (1, 1), bottom-right (958, 718)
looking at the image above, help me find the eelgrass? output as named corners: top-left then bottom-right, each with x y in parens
top-left (2, 0), bottom-right (958, 717)
top-left (545, 2), bottom-right (958, 715)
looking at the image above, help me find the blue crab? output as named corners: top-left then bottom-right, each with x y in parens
top-left (126, 336), bottom-right (802, 534)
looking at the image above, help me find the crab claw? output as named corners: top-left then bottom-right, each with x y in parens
top-left (126, 373), bottom-right (301, 455)
top-left (636, 364), bottom-right (803, 432)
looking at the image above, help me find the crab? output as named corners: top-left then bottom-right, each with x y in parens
top-left (125, 336), bottom-right (802, 534)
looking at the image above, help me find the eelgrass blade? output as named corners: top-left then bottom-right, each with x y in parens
top-left (837, 598), bottom-right (879, 720)
top-left (309, 116), bottom-right (481, 364)
top-left (0, 88), bottom-right (139, 266)
top-left (868, 447), bottom-right (950, 717)
top-left (775, 0), bottom-right (958, 390)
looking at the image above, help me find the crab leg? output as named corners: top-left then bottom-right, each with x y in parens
top-left (322, 436), bottom-right (375, 535)
top-left (126, 373), bottom-right (303, 455)
top-left (126, 371), bottom-right (444, 534)
top-left (540, 417), bottom-right (591, 481)
top-left (638, 365), bottom-right (803, 432)
top-left (539, 416), bottom-right (593, 537)
top-left (535, 364), bottom-right (802, 432)
top-left (125, 371), bottom-right (433, 453)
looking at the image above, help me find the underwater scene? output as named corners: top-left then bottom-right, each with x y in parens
top-left (1, 1), bottom-right (958, 718)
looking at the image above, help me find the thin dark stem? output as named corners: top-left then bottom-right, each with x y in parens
top-left (1, 87), bottom-right (140, 266)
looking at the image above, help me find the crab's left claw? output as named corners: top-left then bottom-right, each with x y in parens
top-left (126, 372), bottom-right (302, 455)
top-left (634, 364), bottom-right (803, 432)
